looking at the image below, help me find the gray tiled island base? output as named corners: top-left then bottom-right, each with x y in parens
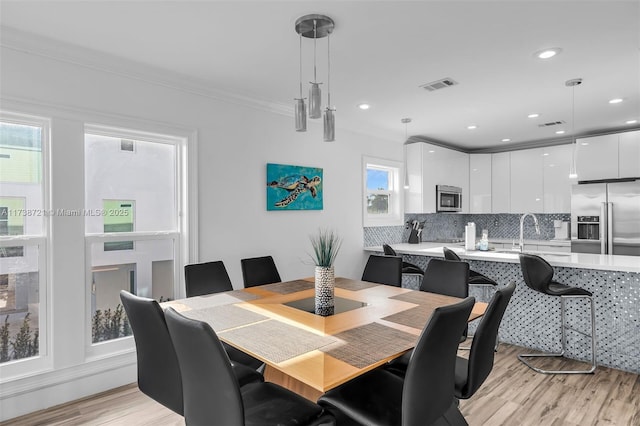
top-left (397, 254), bottom-right (640, 374)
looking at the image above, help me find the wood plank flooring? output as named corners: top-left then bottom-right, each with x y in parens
top-left (3, 343), bottom-right (639, 426)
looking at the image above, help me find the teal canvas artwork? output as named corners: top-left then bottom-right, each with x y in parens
top-left (266, 163), bottom-right (323, 210)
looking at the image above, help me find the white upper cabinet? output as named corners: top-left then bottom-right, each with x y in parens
top-left (491, 152), bottom-right (510, 213)
top-left (510, 148), bottom-right (544, 213)
top-left (542, 144), bottom-right (572, 213)
top-left (469, 154), bottom-right (492, 213)
top-left (576, 134), bottom-right (619, 180)
top-left (619, 130), bottom-right (640, 178)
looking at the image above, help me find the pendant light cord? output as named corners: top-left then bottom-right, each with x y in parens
top-left (327, 32), bottom-right (331, 107)
top-left (313, 20), bottom-right (317, 83)
top-left (299, 33), bottom-right (303, 98)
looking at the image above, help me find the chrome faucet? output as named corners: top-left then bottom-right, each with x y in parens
top-left (519, 213), bottom-right (540, 252)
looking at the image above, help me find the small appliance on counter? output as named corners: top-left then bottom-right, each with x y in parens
top-left (553, 220), bottom-right (570, 240)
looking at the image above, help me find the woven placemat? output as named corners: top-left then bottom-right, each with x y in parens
top-left (260, 280), bottom-right (314, 294)
top-left (181, 291), bottom-right (259, 310)
top-left (320, 322), bottom-right (417, 368)
top-left (181, 304), bottom-right (268, 332)
top-left (219, 320), bottom-right (337, 363)
top-left (334, 278), bottom-right (378, 291)
top-left (390, 291), bottom-right (434, 306)
top-left (381, 305), bottom-right (434, 330)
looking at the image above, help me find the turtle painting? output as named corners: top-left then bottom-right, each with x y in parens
top-left (266, 164), bottom-right (323, 210)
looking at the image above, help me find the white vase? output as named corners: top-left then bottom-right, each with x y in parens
top-left (314, 266), bottom-right (335, 316)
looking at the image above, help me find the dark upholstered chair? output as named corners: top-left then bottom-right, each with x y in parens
top-left (318, 297), bottom-right (475, 426)
top-left (518, 254), bottom-right (596, 374)
top-left (164, 307), bottom-right (335, 426)
top-left (361, 254), bottom-right (403, 287)
top-left (383, 243), bottom-right (424, 276)
top-left (240, 255), bottom-right (282, 288)
top-left (119, 291), bottom-right (263, 416)
top-left (387, 282), bottom-right (516, 404)
top-left (443, 247), bottom-right (498, 288)
top-left (184, 260), bottom-right (233, 297)
top-left (183, 261), bottom-right (265, 372)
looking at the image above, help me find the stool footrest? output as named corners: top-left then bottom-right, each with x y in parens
top-left (518, 353), bottom-right (596, 374)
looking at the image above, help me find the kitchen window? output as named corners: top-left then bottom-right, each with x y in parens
top-left (362, 157), bottom-right (403, 226)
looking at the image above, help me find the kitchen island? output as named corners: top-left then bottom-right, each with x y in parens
top-left (365, 243), bottom-right (640, 373)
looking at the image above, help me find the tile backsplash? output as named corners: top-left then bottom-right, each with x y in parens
top-left (363, 213), bottom-right (571, 246)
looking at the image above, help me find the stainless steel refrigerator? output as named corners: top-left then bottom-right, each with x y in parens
top-left (571, 180), bottom-right (640, 256)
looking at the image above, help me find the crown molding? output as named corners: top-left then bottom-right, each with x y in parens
top-left (0, 26), bottom-right (293, 117)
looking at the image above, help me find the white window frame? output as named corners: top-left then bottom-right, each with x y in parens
top-left (84, 124), bottom-right (188, 359)
top-left (0, 111), bottom-right (52, 377)
top-left (362, 156), bottom-right (404, 227)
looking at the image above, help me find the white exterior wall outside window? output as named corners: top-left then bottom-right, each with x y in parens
top-left (362, 156), bottom-right (404, 226)
top-left (0, 112), bottom-right (50, 376)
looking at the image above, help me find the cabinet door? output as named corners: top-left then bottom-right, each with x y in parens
top-left (491, 152), bottom-right (510, 213)
top-left (543, 144), bottom-right (572, 213)
top-left (510, 148), bottom-right (543, 213)
top-left (576, 134), bottom-right (619, 180)
top-left (405, 143), bottom-right (424, 213)
top-left (469, 154), bottom-right (492, 213)
top-left (619, 130), bottom-right (640, 178)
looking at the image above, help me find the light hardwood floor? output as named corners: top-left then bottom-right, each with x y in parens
top-left (3, 343), bottom-right (639, 426)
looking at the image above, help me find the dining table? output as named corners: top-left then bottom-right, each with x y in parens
top-left (163, 277), bottom-right (487, 401)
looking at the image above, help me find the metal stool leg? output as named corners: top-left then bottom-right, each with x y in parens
top-left (518, 294), bottom-right (596, 374)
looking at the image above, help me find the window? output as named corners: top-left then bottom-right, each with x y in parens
top-left (362, 157), bottom-right (403, 226)
top-left (85, 127), bottom-right (182, 347)
top-left (0, 114), bottom-right (48, 366)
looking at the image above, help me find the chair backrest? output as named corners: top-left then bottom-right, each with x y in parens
top-left (519, 253), bottom-right (553, 294)
top-left (240, 255), bottom-right (282, 287)
top-left (361, 254), bottom-right (403, 287)
top-left (443, 247), bottom-right (462, 261)
top-left (420, 258), bottom-right (469, 298)
top-left (164, 307), bottom-right (245, 426)
top-left (119, 291), bottom-right (183, 415)
top-left (402, 297), bottom-right (475, 426)
top-left (382, 243), bottom-right (398, 256)
top-left (184, 260), bottom-right (233, 297)
top-left (461, 282), bottom-right (516, 399)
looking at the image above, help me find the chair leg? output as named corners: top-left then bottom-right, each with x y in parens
top-left (459, 283), bottom-right (498, 351)
top-left (518, 295), bottom-right (596, 374)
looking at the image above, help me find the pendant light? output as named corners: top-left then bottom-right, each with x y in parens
top-left (402, 118), bottom-right (411, 189)
top-left (566, 78), bottom-right (582, 179)
top-left (323, 31), bottom-right (335, 142)
top-left (295, 14), bottom-right (335, 140)
top-left (294, 33), bottom-right (307, 132)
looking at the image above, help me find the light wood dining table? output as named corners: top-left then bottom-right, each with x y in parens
top-left (163, 277), bottom-right (487, 401)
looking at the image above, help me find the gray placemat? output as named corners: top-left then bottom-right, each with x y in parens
top-left (181, 304), bottom-right (269, 332)
top-left (381, 305), bottom-right (435, 330)
top-left (180, 290), bottom-right (259, 310)
top-left (219, 320), bottom-right (337, 363)
top-left (334, 278), bottom-right (379, 291)
top-left (390, 291), bottom-right (434, 306)
top-left (260, 280), bottom-right (314, 294)
top-left (320, 322), bottom-right (418, 368)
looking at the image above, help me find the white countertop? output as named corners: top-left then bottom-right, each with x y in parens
top-left (365, 242), bottom-right (640, 273)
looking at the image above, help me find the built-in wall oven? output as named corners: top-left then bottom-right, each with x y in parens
top-left (436, 185), bottom-right (462, 212)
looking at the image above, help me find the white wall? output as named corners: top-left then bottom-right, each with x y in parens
top-left (0, 38), bottom-right (400, 419)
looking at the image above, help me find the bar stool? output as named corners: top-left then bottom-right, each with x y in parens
top-left (518, 253), bottom-right (596, 374)
top-left (383, 244), bottom-right (424, 288)
top-left (443, 247), bottom-right (497, 300)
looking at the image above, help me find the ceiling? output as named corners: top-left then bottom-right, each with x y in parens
top-left (1, 1), bottom-right (639, 150)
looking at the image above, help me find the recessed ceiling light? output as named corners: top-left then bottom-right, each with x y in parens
top-left (626, 119), bottom-right (638, 124)
top-left (501, 138), bottom-right (511, 142)
top-left (428, 150), bottom-right (435, 153)
top-left (534, 48), bottom-right (562, 59)
top-left (543, 153), bottom-right (549, 156)
top-left (555, 130), bottom-right (565, 134)
top-left (467, 125), bottom-right (477, 130)
top-left (357, 103), bottom-right (370, 110)
top-left (527, 113), bottom-right (540, 118)
top-left (609, 98), bottom-right (623, 104)
top-left (581, 142), bottom-right (589, 146)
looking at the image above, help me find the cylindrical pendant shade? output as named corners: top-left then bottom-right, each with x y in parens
top-left (323, 108), bottom-right (335, 142)
top-left (295, 99), bottom-right (307, 132)
top-left (309, 83), bottom-right (322, 119)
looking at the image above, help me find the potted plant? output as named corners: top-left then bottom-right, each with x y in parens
top-left (310, 228), bottom-right (342, 316)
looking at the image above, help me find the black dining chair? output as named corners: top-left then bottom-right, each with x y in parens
top-left (164, 307), bottom-right (335, 426)
top-left (184, 260), bottom-right (233, 297)
top-left (119, 291), bottom-right (263, 416)
top-left (240, 255), bottom-right (282, 288)
top-left (361, 254), bottom-right (403, 287)
top-left (318, 297), bottom-right (475, 426)
top-left (183, 261), bottom-right (265, 372)
top-left (387, 282), bottom-right (516, 403)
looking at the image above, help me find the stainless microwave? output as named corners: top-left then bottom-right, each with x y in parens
top-left (436, 185), bottom-right (462, 212)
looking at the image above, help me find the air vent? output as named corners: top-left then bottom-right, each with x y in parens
top-left (120, 139), bottom-right (135, 152)
top-left (420, 78), bottom-right (459, 92)
top-left (538, 120), bottom-right (566, 128)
